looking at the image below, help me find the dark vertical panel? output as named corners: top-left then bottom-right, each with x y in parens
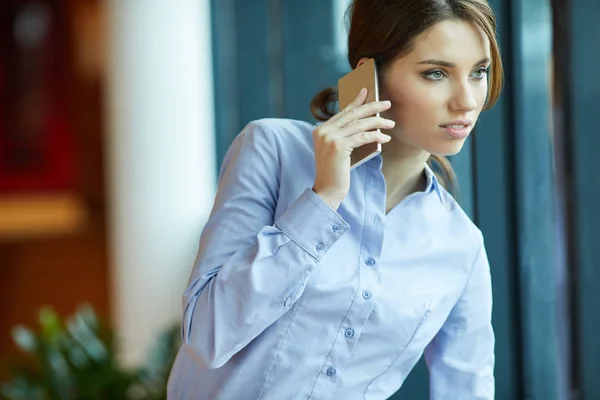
top-left (569, 0), bottom-right (600, 398)
top-left (549, 2), bottom-right (574, 398)
top-left (510, 0), bottom-right (559, 398)
top-left (267, 0), bottom-right (285, 117)
top-left (474, 0), bottom-right (522, 398)
top-left (549, 4), bottom-right (574, 398)
top-left (211, 0), bottom-right (282, 170)
top-left (210, 0), bottom-right (241, 170)
top-left (282, 0), bottom-right (338, 122)
top-left (235, 0), bottom-right (274, 124)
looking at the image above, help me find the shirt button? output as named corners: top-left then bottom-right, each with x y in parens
top-left (362, 290), bottom-right (372, 300)
top-left (316, 243), bottom-right (325, 252)
top-left (345, 328), bottom-right (354, 338)
top-left (365, 257), bottom-right (376, 267)
top-left (332, 223), bottom-right (342, 233)
top-left (373, 215), bottom-right (380, 224)
top-left (326, 366), bottom-right (336, 377)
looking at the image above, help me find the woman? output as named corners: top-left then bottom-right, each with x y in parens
top-left (168, 0), bottom-right (502, 398)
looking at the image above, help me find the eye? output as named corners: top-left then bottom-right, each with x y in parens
top-left (422, 69), bottom-right (447, 81)
top-left (472, 67), bottom-right (489, 80)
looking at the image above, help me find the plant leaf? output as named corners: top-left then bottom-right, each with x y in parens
top-left (11, 325), bottom-right (37, 353)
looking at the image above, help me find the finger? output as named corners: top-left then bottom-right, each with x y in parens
top-left (344, 87), bottom-right (369, 111)
top-left (349, 87), bottom-right (369, 109)
top-left (334, 100), bottom-right (392, 128)
top-left (329, 87), bottom-right (369, 124)
top-left (345, 130), bottom-right (392, 149)
top-left (337, 116), bottom-right (395, 138)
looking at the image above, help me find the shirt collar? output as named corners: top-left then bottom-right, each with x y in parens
top-left (367, 154), bottom-right (445, 204)
top-left (424, 163), bottom-right (445, 205)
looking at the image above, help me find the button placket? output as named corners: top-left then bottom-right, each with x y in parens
top-left (306, 169), bottom-right (388, 400)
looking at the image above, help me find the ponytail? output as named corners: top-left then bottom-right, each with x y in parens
top-left (310, 87), bottom-right (338, 121)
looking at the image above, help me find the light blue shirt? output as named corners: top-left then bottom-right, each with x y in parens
top-left (167, 118), bottom-right (494, 400)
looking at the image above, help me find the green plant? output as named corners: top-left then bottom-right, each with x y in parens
top-left (1, 305), bottom-right (181, 400)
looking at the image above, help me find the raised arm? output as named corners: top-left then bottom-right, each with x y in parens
top-left (181, 121), bottom-right (349, 369)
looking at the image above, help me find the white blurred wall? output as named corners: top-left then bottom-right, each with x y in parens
top-left (104, 0), bottom-right (216, 366)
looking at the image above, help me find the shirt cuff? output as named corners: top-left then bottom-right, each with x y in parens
top-left (274, 188), bottom-right (350, 261)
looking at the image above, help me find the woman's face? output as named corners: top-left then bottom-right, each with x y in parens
top-left (378, 19), bottom-right (491, 157)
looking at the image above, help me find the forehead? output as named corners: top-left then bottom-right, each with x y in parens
top-left (406, 19), bottom-right (490, 63)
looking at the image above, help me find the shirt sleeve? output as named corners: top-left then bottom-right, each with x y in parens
top-left (424, 231), bottom-right (495, 399)
top-left (181, 120), bottom-right (350, 369)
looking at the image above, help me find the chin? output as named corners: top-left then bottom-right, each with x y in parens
top-left (428, 139), bottom-right (468, 157)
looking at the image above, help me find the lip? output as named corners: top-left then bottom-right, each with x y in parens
top-left (441, 120), bottom-right (473, 127)
top-left (440, 120), bottom-right (474, 139)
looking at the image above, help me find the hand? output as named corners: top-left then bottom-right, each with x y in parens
top-left (312, 88), bottom-right (395, 210)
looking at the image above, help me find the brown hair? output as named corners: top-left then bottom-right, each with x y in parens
top-left (310, 0), bottom-right (504, 195)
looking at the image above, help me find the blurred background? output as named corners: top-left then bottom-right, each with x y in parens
top-left (0, 0), bottom-right (598, 399)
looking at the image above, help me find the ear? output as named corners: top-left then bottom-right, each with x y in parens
top-left (355, 57), bottom-right (371, 69)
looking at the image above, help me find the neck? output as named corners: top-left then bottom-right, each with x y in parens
top-left (380, 141), bottom-right (431, 212)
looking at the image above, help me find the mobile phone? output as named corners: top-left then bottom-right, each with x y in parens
top-left (337, 58), bottom-right (382, 169)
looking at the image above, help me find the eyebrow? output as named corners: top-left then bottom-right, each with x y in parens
top-left (417, 57), bottom-right (491, 68)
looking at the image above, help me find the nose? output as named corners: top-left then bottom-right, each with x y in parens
top-left (449, 80), bottom-right (478, 112)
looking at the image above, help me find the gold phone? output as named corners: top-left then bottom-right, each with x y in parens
top-left (337, 58), bottom-right (382, 169)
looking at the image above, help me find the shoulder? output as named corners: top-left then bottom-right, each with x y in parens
top-left (223, 118), bottom-right (316, 175)
top-left (219, 117), bottom-right (317, 184)
top-left (236, 118), bottom-right (315, 150)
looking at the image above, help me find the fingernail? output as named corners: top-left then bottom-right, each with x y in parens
top-left (383, 134), bottom-right (392, 142)
top-left (383, 100), bottom-right (391, 106)
top-left (360, 88), bottom-right (367, 95)
top-left (385, 119), bottom-right (396, 127)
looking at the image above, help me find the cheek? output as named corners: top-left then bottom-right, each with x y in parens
top-left (392, 89), bottom-right (442, 126)
top-left (477, 84), bottom-right (488, 110)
